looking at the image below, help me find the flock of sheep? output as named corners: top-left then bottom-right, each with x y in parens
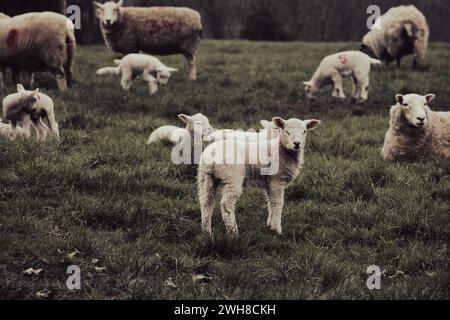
top-left (0, 1), bottom-right (449, 237)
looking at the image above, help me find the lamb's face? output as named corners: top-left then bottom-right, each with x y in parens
top-left (95, 0), bottom-right (123, 29)
top-left (155, 67), bottom-right (178, 86)
top-left (396, 93), bottom-right (435, 128)
top-left (303, 81), bottom-right (320, 100)
top-left (16, 84), bottom-right (39, 114)
top-left (179, 113), bottom-right (214, 141)
top-left (273, 117), bottom-right (321, 152)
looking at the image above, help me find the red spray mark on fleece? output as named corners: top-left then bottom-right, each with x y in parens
top-left (338, 54), bottom-right (348, 64)
top-left (6, 29), bottom-right (19, 46)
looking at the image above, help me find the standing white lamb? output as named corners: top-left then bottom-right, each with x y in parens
top-left (3, 84), bottom-right (60, 142)
top-left (198, 117), bottom-right (321, 237)
top-left (0, 12), bottom-right (76, 90)
top-left (97, 54), bottom-right (178, 95)
top-left (382, 93), bottom-right (450, 161)
top-left (361, 5), bottom-right (429, 69)
top-left (303, 51), bottom-right (381, 103)
top-left (147, 113), bottom-right (213, 146)
top-left (94, 0), bottom-right (202, 81)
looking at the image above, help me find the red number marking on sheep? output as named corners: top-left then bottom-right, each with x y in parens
top-left (338, 54), bottom-right (348, 64)
top-left (6, 29), bottom-right (19, 46)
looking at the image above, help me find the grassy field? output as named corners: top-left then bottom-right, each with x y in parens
top-left (1, 41), bottom-right (449, 300)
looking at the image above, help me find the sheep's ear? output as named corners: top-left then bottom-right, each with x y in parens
top-left (395, 94), bottom-right (404, 105)
top-left (302, 81), bottom-right (312, 87)
top-left (178, 114), bottom-right (193, 124)
top-left (305, 119), bottom-right (321, 130)
top-left (260, 120), bottom-right (272, 129)
top-left (425, 94), bottom-right (436, 104)
top-left (94, 2), bottom-right (104, 10)
top-left (17, 84), bottom-right (26, 93)
top-left (272, 117), bottom-right (286, 129)
top-left (116, 0), bottom-right (124, 7)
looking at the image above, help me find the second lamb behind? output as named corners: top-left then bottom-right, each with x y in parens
top-left (97, 53), bottom-right (178, 95)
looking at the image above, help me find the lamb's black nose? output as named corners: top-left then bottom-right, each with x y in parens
top-left (417, 117), bottom-right (425, 122)
top-left (293, 142), bottom-right (301, 149)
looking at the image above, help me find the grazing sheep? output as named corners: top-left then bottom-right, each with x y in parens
top-left (303, 51), bottom-right (381, 103)
top-left (361, 5), bottom-right (429, 69)
top-left (97, 54), bottom-right (178, 95)
top-left (3, 84), bottom-right (59, 142)
top-left (0, 12), bottom-right (76, 90)
top-left (0, 118), bottom-right (27, 140)
top-left (94, 0), bottom-right (202, 81)
top-left (198, 117), bottom-right (321, 236)
top-left (210, 119), bottom-right (280, 142)
top-left (382, 94), bottom-right (450, 161)
top-left (147, 113), bottom-right (213, 145)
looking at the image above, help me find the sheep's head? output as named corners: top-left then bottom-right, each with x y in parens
top-left (16, 84), bottom-right (39, 114)
top-left (395, 93), bottom-right (435, 128)
top-left (303, 81), bottom-right (320, 100)
top-left (155, 67), bottom-right (178, 86)
top-left (178, 113), bottom-right (213, 141)
top-left (95, 0), bottom-right (123, 29)
top-left (273, 117), bottom-right (320, 152)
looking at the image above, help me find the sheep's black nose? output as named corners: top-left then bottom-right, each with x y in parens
top-left (417, 117), bottom-right (425, 122)
top-left (293, 142), bottom-right (301, 149)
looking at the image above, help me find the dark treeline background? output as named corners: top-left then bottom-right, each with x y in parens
top-left (0, 0), bottom-right (449, 44)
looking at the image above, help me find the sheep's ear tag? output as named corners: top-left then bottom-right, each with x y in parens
top-left (425, 94), bottom-right (435, 104)
top-left (395, 94), bottom-right (403, 105)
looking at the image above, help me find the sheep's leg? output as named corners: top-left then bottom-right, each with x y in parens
top-left (199, 173), bottom-right (216, 236)
top-left (18, 70), bottom-right (33, 89)
top-left (396, 57), bottom-right (402, 67)
top-left (0, 66), bottom-right (4, 88)
top-left (184, 53), bottom-right (197, 81)
top-left (35, 118), bottom-right (49, 142)
top-left (268, 187), bottom-right (285, 234)
top-left (264, 191), bottom-right (273, 227)
top-left (413, 57), bottom-right (418, 70)
top-left (120, 68), bottom-right (135, 91)
top-left (142, 71), bottom-right (158, 95)
top-left (351, 75), bottom-right (360, 101)
top-left (331, 74), bottom-right (345, 99)
top-left (55, 68), bottom-right (68, 91)
top-left (220, 184), bottom-right (242, 237)
top-left (20, 117), bottom-right (31, 139)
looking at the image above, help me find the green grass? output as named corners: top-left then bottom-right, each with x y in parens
top-left (1, 41), bottom-right (450, 299)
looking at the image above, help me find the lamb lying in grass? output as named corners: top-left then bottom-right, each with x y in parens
top-left (198, 117), bottom-right (321, 237)
top-left (147, 113), bottom-right (213, 146)
top-left (97, 53), bottom-right (178, 95)
top-left (303, 51), bottom-right (381, 103)
top-left (210, 119), bottom-right (280, 142)
top-left (2, 84), bottom-right (59, 142)
top-left (0, 119), bottom-right (27, 140)
top-left (382, 93), bottom-right (450, 161)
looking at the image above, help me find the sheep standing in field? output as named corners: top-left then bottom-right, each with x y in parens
top-left (0, 12), bottom-right (76, 91)
top-left (94, 0), bottom-right (202, 81)
top-left (97, 54), bottom-right (178, 95)
top-left (147, 113), bottom-right (213, 146)
top-left (303, 51), bottom-right (381, 103)
top-left (361, 5), bottom-right (429, 69)
top-left (382, 94), bottom-right (450, 161)
top-left (198, 117), bottom-right (321, 237)
top-left (3, 84), bottom-right (60, 142)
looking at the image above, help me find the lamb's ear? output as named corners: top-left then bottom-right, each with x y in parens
top-left (302, 81), bottom-right (312, 87)
top-left (260, 120), bottom-right (272, 129)
top-left (395, 94), bottom-right (404, 105)
top-left (17, 84), bottom-right (25, 93)
top-left (272, 117), bottom-right (286, 129)
top-left (116, 0), bottom-right (124, 7)
top-left (94, 2), bottom-right (104, 10)
top-left (178, 114), bottom-right (193, 124)
top-left (425, 94), bottom-right (436, 104)
top-left (305, 119), bottom-right (321, 130)
top-left (166, 67), bottom-right (178, 73)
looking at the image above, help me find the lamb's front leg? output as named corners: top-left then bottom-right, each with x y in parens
top-left (142, 71), bottom-right (158, 95)
top-left (268, 186), bottom-right (285, 234)
top-left (331, 73), bottom-right (346, 99)
top-left (264, 190), bottom-right (273, 227)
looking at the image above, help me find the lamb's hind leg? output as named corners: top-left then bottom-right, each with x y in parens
top-left (198, 171), bottom-right (216, 236)
top-left (184, 53), bottom-right (197, 81)
top-left (220, 183), bottom-right (243, 237)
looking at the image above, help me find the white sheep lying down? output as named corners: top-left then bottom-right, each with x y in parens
top-left (382, 93), bottom-right (450, 161)
top-left (303, 51), bottom-right (381, 103)
top-left (95, 0), bottom-right (202, 80)
top-left (0, 119), bottom-right (27, 140)
top-left (361, 5), bottom-right (429, 69)
top-left (198, 117), bottom-right (321, 237)
top-left (2, 84), bottom-right (59, 142)
top-left (97, 54), bottom-right (178, 95)
top-left (147, 113), bottom-right (213, 146)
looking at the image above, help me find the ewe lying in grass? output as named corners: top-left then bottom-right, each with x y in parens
top-left (303, 51), bottom-right (381, 103)
top-left (147, 113), bottom-right (213, 146)
top-left (96, 53), bottom-right (178, 95)
top-left (382, 93), bottom-right (450, 161)
top-left (198, 117), bottom-right (320, 237)
top-left (2, 84), bottom-right (59, 142)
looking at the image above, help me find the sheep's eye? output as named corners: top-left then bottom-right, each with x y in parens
top-left (403, 103), bottom-right (408, 107)
top-left (424, 103), bottom-right (428, 106)
top-left (286, 131), bottom-right (291, 136)
top-left (304, 130), bottom-right (306, 134)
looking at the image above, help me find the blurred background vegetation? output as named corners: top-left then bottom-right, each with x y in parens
top-left (0, 0), bottom-right (449, 44)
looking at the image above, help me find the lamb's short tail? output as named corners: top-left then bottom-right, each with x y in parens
top-left (197, 162), bottom-right (215, 235)
top-left (370, 58), bottom-right (382, 65)
top-left (96, 66), bottom-right (121, 75)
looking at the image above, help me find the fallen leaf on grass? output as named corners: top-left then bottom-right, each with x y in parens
top-left (94, 266), bottom-right (107, 272)
top-left (22, 268), bottom-right (43, 276)
top-left (36, 291), bottom-right (50, 299)
top-left (192, 274), bottom-right (212, 284)
top-left (164, 278), bottom-right (178, 288)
